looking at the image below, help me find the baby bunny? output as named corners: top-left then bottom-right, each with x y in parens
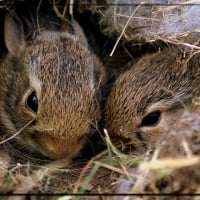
top-left (104, 46), bottom-right (200, 153)
top-left (0, 13), bottom-right (105, 160)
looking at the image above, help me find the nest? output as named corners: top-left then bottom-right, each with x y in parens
top-left (0, 1), bottom-right (200, 198)
top-left (95, 0), bottom-right (200, 48)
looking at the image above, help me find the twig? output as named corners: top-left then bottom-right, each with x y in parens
top-left (0, 119), bottom-right (34, 145)
top-left (110, 3), bottom-right (144, 56)
top-left (73, 149), bottom-right (109, 193)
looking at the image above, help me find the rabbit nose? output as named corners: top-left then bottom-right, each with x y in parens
top-left (40, 134), bottom-right (81, 159)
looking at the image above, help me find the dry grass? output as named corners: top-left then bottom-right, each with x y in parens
top-left (92, 0), bottom-right (200, 53)
top-left (0, 1), bottom-right (200, 199)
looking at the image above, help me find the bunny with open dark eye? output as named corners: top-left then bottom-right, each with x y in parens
top-left (104, 46), bottom-right (200, 153)
top-left (0, 13), bottom-right (105, 160)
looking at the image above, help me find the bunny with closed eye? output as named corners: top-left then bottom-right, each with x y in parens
top-left (104, 46), bottom-right (200, 153)
top-left (0, 12), bottom-right (105, 160)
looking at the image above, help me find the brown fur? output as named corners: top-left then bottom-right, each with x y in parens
top-left (0, 13), bottom-right (105, 160)
top-left (104, 46), bottom-right (200, 153)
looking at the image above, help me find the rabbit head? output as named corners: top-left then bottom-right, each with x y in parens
top-left (104, 47), bottom-right (200, 153)
top-left (0, 13), bottom-right (104, 160)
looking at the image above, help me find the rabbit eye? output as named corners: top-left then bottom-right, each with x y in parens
top-left (26, 91), bottom-right (38, 113)
top-left (141, 111), bottom-right (161, 126)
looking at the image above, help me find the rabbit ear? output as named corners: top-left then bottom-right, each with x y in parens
top-left (4, 13), bottom-right (25, 58)
top-left (61, 17), bottom-right (88, 47)
top-left (71, 18), bottom-right (88, 47)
